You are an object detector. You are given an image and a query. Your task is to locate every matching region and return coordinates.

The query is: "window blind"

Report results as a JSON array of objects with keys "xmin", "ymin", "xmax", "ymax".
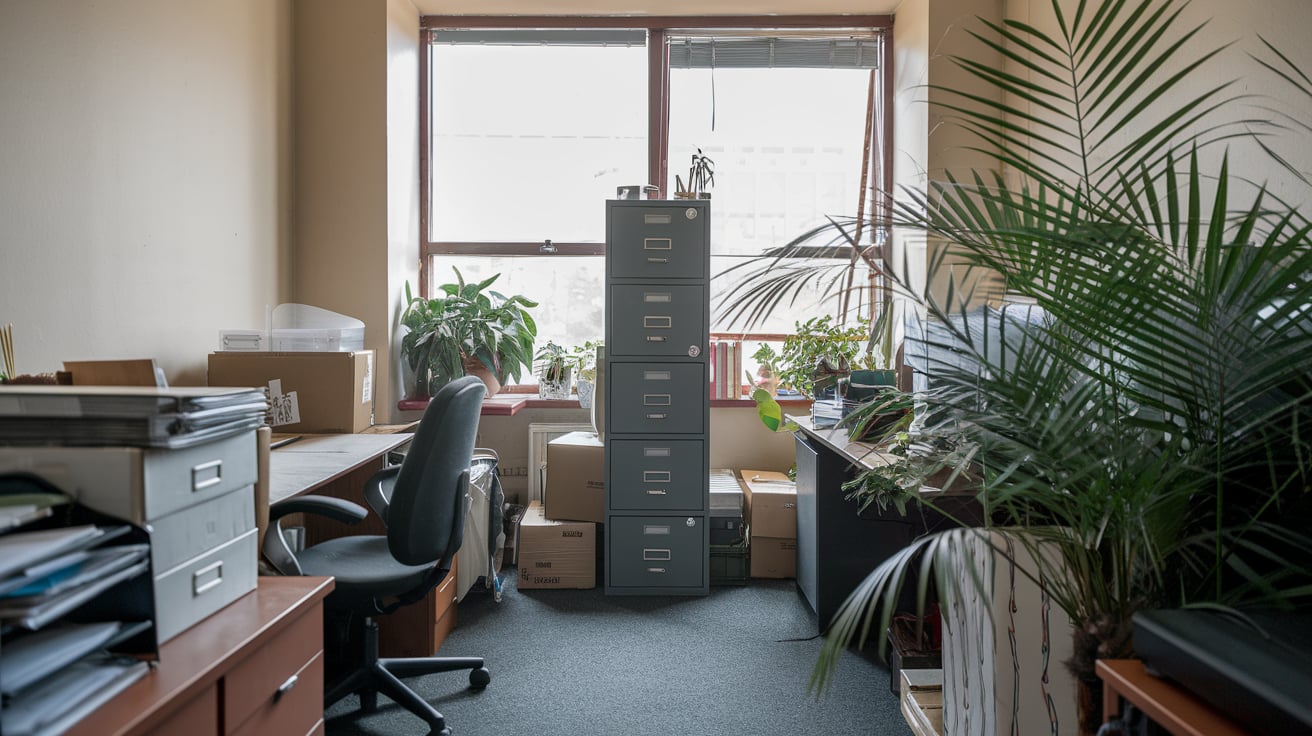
[
  {"xmin": 431, "ymin": 29, "xmax": 646, "ymax": 47},
  {"xmin": 667, "ymin": 36, "xmax": 880, "ymax": 70}
]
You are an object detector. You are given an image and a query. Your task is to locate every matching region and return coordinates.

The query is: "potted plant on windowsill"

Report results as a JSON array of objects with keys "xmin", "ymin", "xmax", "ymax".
[
  {"xmin": 400, "ymin": 269, "xmax": 538, "ymax": 399},
  {"xmin": 534, "ymin": 341, "xmax": 574, "ymax": 400},
  {"xmin": 571, "ymin": 340, "xmax": 602, "ymax": 410}
]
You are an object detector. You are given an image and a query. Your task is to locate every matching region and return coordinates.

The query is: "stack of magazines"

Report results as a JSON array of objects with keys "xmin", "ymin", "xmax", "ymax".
[
  {"xmin": 0, "ymin": 385, "xmax": 268, "ymax": 448},
  {"xmin": 0, "ymin": 523, "xmax": 153, "ymax": 736}
]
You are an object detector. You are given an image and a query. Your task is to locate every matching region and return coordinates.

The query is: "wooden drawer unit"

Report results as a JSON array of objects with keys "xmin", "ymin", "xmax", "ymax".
[
  {"xmin": 608, "ymin": 439, "xmax": 706, "ymax": 511},
  {"xmin": 143, "ymin": 685, "xmax": 219, "ymax": 736},
  {"xmin": 224, "ymin": 592, "xmax": 323, "ymax": 735}
]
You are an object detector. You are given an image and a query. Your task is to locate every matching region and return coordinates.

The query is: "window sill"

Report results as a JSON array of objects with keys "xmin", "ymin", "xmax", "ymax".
[{"xmin": 398, "ymin": 395, "xmax": 812, "ymax": 415}]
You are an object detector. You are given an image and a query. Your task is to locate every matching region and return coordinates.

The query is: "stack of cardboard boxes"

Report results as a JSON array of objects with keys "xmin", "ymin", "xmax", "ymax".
[
  {"xmin": 738, "ymin": 469, "xmax": 798, "ymax": 578},
  {"xmin": 519, "ymin": 431, "xmax": 604, "ymax": 589}
]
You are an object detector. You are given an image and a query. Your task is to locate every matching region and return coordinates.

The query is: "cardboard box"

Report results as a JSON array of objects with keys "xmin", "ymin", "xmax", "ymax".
[
  {"xmin": 208, "ymin": 350, "xmax": 374, "ymax": 433},
  {"xmin": 738, "ymin": 469, "xmax": 797, "ymax": 539},
  {"xmin": 517, "ymin": 501, "xmax": 596, "ymax": 589},
  {"xmin": 750, "ymin": 535, "xmax": 797, "ymax": 578},
  {"xmin": 544, "ymin": 431, "xmax": 605, "ymax": 524}
]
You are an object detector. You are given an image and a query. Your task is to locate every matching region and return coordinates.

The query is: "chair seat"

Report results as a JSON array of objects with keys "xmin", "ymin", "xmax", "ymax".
[{"xmin": 298, "ymin": 536, "xmax": 436, "ymax": 603}]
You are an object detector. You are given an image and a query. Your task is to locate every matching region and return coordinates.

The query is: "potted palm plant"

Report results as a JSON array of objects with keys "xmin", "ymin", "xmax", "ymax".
[
  {"xmin": 400, "ymin": 269, "xmax": 538, "ymax": 398},
  {"xmin": 802, "ymin": 2, "xmax": 1312, "ymax": 734}
]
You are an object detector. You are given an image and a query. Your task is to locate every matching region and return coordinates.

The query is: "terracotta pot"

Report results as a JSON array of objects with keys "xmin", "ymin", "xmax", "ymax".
[{"xmin": 461, "ymin": 355, "xmax": 501, "ymax": 397}]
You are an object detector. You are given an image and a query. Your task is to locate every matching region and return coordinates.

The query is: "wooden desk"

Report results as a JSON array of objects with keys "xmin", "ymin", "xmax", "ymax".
[
  {"xmin": 269, "ymin": 433, "xmax": 412, "ymax": 504},
  {"xmin": 268, "ymin": 432, "xmax": 459, "ymax": 659},
  {"xmin": 1097, "ymin": 659, "xmax": 1250, "ymax": 736},
  {"xmin": 66, "ymin": 576, "xmax": 334, "ymax": 736}
]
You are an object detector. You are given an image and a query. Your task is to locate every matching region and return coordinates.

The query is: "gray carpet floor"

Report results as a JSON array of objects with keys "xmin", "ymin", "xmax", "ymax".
[{"xmin": 325, "ymin": 572, "xmax": 911, "ymax": 736}]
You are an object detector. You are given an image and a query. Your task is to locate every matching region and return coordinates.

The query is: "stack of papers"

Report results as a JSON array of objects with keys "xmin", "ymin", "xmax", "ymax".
[
  {"xmin": 0, "ymin": 385, "xmax": 268, "ymax": 447},
  {"xmin": 0, "ymin": 525, "xmax": 152, "ymax": 735}
]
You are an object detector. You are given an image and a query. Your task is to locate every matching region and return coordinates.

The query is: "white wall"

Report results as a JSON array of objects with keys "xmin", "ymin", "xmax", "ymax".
[{"xmin": 0, "ymin": 0, "xmax": 292, "ymax": 386}]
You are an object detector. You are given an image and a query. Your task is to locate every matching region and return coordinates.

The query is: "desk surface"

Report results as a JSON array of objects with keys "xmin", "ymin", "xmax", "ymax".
[
  {"xmin": 269, "ymin": 432, "xmax": 412, "ymax": 504},
  {"xmin": 1097, "ymin": 659, "xmax": 1249, "ymax": 736},
  {"xmin": 66, "ymin": 576, "xmax": 334, "ymax": 736},
  {"xmin": 789, "ymin": 414, "xmax": 902, "ymax": 470}
]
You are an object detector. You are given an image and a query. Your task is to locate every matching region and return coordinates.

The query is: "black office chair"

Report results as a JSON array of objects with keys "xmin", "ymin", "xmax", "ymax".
[{"xmin": 262, "ymin": 375, "xmax": 489, "ymax": 736}]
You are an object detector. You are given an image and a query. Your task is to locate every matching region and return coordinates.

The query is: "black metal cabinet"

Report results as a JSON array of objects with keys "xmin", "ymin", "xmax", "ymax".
[{"xmin": 604, "ymin": 200, "xmax": 710, "ymax": 596}]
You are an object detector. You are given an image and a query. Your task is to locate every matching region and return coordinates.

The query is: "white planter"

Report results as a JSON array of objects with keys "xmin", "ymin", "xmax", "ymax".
[{"xmin": 576, "ymin": 378, "xmax": 594, "ymax": 409}]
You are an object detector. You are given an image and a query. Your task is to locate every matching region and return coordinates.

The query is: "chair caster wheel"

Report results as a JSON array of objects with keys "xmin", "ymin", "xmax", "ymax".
[{"xmin": 469, "ymin": 667, "xmax": 491, "ymax": 690}]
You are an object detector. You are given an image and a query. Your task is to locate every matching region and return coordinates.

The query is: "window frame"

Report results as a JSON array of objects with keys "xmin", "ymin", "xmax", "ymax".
[{"xmin": 418, "ymin": 14, "xmax": 895, "ymax": 300}]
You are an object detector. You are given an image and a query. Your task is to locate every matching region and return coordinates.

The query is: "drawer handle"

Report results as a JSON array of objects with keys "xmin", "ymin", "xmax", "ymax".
[
  {"xmin": 647, "ymin": 567, "xmax": 667, "ymax": 574},
  {"xmin": 192, "ymin": 560, "xmax": 224, "ymax": 595},
  {"xmin": 646, "ymin": 489, "xmax": 668, "ymax": 495},
  {"xmin": 274, "ymin": 674, "xmax": 298, "ymax": 702},
  {"xmin": 643, "ymin": 316, "xmax": 672, "ymax": 329},
  {"xmin": 643, "ymin": 237, "xmax": 673, "ymax": 250},
  {"xmin": 647, "ymin": 257, "xmax": 670, "ymax": 263},
  {"xmin": 644, "ymin": 470, "xmax": 672, "ymax": 483},
  {"xmin": 191, "ymin": 459, "xmax": 223, "ymax": 492},
  {"xmin": 646, "ymin": 413, "xmax": 667, "ymax": 420},
  {"xmin": 644, "ymin": 394, "xmax": 671, "ymax": 406},
  {"xmin": 645, "ymin": 335, "xmax": 668, "ymax": 342},
  {"xmin": 644, "ymin": 548, "xmax": 672, "ymax": 561}
]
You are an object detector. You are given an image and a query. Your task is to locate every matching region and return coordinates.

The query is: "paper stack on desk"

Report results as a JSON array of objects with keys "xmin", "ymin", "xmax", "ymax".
[
  {"xmin": 0, "ymin": 385, "xmax": 267, "ymax": 448},
  {"xmin": 0, "ymin": 524, "xmax": 152, "ymax": 736}
]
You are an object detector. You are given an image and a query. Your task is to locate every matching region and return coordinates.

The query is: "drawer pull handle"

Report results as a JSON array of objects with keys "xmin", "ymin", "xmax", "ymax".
[
  {"xmin": 643, "ymin": 316, "xmax": 672, "ymax": 329},
  {"xmin": 646, "ymin": 489, "xmax": 668, "ymax": 495},
  {"xmin": 274, "ymin": 674, "xmax": 298, "ymax": 702},
  {"xmin": 647, "ymin": 257, "xmax": 670, "ymax": 263},
  {"xmin": 643, "ymin": 237, "xmax": 673, "ymax": 250},
  {"xmin": 646, "ymin": 413, "xmax": 667, "ymax": 420},
  {"xmin": 645, "ymin": 335, "xmax": 667, "ymax": 342},
  {"xmin": 644, "ymin": 394, "xmax": 671, "ymax": 406},
  {"xmin": 193, "ymin": 560, "xmax": 224, "ymax": 595},
  {"xmin": 191, "ymin": 459, "xmax": 223, "ymax": 492},
  {"xmin": 644, "ymin": 471, "xmax": 672, "ymax": 482},
  {"xmin": 643, "ymin": 548, "xmax": 672, "ymax": 561},
  {"xmin": 647, "ymin": 567, "xmax": 667, "ymax": 574}
]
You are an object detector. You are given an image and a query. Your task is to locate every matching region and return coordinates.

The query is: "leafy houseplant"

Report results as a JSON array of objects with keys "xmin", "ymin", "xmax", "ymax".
[
  {"xmin": 534, "ymin": 341, "xmax": 575, "ymax": 400},
  {"xmin": 571, "ymin": 340, "xmax": 602, "ymax": 409},
  {"xmin": 674, "ymin": 148, "xmax": 715, "ymax": 199},
  {"xmin": 777, "ymin": 315, "xmax": 871, "ymax": 398},
  {"xmin": 808, "ymin": 2, "xmax": 1312, "ymax": 733},
  {"xmin": 400, "ymin": 269, "xmax": 538, "ymax": 398}
]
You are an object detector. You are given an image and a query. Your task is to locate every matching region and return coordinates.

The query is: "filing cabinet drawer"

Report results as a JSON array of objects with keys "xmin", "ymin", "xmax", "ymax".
[
  {"xmin": 154, "ymin": 527, "xmax": 258, "ymax": 643},
  {"xmin": 608, "ymin": 439, "xmax": 705, "ymax": 511},
  {"xmin": 150, "ymin": 485, "xmax": 256, "ymax": 572},
  {"xmin": 608, "ymin": 284, "xmax": 706, "ymax": 358},
  {"xmin": 608, "ymin": 203, "xmax": 708, "ymax": 279},
  {"xmin": 607, "ymin": 363, "xmax": 706, "ymax": 435},
  {"xmin": 609, "ymin": 516, "xmax": 705, "ymax": 588},
  {"xmin": 0, "ymin": 430, "xmax": 258, "ymax": 523}
]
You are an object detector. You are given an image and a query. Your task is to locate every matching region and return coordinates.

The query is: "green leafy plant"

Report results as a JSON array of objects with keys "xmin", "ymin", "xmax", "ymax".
[
  {"xmin": 533, "ymin": 341, "xmax": 574, "ymax": 384},
  {"xmin": 400, "ymin": 269, "xmax": 538, "ymax": 397},
  {"xmin": 571, "ymin": 340, "xmax": 603, "ymax": 382},
  {"xmin": 777, "ymin": 316, "xmax": 871, "ymax": 396},
  {"xmin": 806, "ymin": 2, "xmax": 1312, "ymax": 733}
]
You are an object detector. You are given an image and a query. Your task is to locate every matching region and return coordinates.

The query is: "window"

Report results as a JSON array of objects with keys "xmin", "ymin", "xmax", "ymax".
[{"xmin": 421, "ymin": 17, "xmax": 893, "ymax": 374}]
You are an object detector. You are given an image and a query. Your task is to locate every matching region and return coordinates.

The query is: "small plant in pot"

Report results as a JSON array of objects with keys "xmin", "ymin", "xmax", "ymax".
[
  {"xmin": 534, "ymin": 341, "xmax": 575, "ymax": 400},
  {"xmin": 570, "ymin": 340, "xmax": 602, "ymax": 409},
  {"xmin": 400, "ymin": 269, "xmax": 537, "ymax": 398}
]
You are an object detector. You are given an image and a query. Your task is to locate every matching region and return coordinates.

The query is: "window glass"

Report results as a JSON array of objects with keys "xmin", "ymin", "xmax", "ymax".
[{"xmin": 429, "ymin": 38, "xmax": 648, "ymax": 243}]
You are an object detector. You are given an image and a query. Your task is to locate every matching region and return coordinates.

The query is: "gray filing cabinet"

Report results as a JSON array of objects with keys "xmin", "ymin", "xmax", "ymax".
[{"xmin": 604, "ymin": 199, "xmax": 710, "ymax": 595}]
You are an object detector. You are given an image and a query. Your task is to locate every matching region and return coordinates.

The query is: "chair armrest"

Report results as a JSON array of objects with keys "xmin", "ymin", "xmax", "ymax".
[
  {"xmin": 363, "ymin": 464, "xmax": 402, "ymax": 525},
  {"xmin": 262, "ymin": 496, "xmax": 369, "ymax": 576},
  {"xmin": 268, "ymin": 495, "xmax": 368, "ymax": 525}
]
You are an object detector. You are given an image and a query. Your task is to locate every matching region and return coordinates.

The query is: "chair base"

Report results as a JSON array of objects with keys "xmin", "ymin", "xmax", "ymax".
[{"xmin": 327, "ymin": 616, "xmax": 489, "ymax": 736}]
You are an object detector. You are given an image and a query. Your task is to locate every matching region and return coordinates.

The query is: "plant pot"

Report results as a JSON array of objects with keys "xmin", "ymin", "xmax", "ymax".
[
  {"xmin": 576, "ymin": 378, "xmax": 594, "ymax": 409},
  {"xmin": 538, "ymin": 366, "xmax": 573, "ymax": 400},
  {"xmin": 462, "ymin": 355, "xmax": 501, "ymax": 398}
]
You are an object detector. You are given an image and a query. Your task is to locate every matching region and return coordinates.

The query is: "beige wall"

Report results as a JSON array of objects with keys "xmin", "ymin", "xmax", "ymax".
[{"xmin": 0, "ymin": 0, "xmax": 292, "ymax": 386}]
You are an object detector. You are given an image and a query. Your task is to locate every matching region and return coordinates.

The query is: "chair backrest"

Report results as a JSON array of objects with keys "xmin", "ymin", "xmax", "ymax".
[{"xmin": 386, "ymin": 375, "xmax": 484, "ymax": 566}]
